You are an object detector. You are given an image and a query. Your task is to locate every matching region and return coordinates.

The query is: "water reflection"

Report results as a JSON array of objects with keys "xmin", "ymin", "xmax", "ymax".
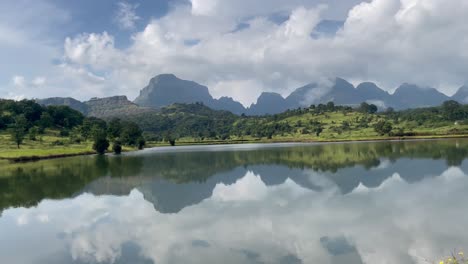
[{"xmin": 1, "ymin": 139, "xmax": 468, "ymax": 264}]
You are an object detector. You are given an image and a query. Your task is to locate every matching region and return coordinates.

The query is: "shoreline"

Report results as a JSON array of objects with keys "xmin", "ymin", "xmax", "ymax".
[{"xmin": 2, "ymin": 134, "xmax": 468, "ymax": 163}]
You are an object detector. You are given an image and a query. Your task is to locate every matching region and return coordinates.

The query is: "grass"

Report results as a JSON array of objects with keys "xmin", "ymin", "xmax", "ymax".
[
  {"xmin": 0, "ymin": 131, "xmax": 95, "ymax": 161},
  {"xmin": 142, "ymin": 111, "xmax": 468, "ymax": 148}
]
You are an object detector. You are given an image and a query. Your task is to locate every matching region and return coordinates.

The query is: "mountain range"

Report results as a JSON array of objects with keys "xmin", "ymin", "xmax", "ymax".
[{"xmin": 37, "ymin": 74, "xmax": 467, "ymax": 117}]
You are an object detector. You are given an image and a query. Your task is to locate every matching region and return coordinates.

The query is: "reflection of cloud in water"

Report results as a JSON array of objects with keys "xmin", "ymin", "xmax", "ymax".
[{"xmin": 1, "ymin": 167, "xmax": 468, "ymax": 264}]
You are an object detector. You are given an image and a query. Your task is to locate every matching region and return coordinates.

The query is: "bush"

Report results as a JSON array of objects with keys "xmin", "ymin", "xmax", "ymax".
[
  {"xmin": 137, "ymin": 137, "xmax": 145, "ymax": 150},
  {"xmin": 93, "ymin": 137, "xmax": 109, "ymax": 155},
  {"xmin": 169, "ymin": 139, "xmax": 176, "ymax": 146},
  {"xmin": 92, "ymin": 128, "xmax": 109, "ymax": 155},
  {"xmin": 374, "ymin": 121, "xmax": 393, "ymax": 136},
  {"xmin": 112, "ymin": 141, "xmax": 122, "ymax": 154}
]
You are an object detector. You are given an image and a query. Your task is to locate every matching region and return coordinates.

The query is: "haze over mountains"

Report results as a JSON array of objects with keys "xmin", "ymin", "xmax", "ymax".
[{"xmin": 37, "ymin": 74, "xmax": 467, "ymax": 117}]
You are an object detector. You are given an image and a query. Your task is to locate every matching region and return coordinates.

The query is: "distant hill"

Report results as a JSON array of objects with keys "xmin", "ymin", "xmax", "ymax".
[
  {"xmin": 37, "ymin": 96, "xmax": 156, "ymax": 119},
  {"xmin": 85, "ymin": 96, "xmax": 156, "ymax": 119},
  {"xmin": 36, "ymin": 74, "xmax": 468, "ymax": 116},
  {"xmin": 36, "ymin": 97, "xmax": 89, "ymax": 114}
]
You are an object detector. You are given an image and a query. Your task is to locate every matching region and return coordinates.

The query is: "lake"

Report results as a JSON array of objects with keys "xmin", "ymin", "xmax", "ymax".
[{"xmin": 1, "ymin": 139, "xmax": 468, "ymax": 264}]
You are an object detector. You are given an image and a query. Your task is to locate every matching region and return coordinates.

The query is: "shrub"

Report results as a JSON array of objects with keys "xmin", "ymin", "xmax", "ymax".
[{"xmin": 112, "ymin": 141, "xmax": 122, "ymax": 154}]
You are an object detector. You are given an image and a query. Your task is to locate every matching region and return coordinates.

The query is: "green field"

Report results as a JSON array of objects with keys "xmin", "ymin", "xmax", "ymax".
[
  {"xmin": 0, "ymin": 130, "xmax": 139, "ymax": 161},
  {"xmin": 0, "ymin": 130, "xmax": 93, "ymax": 160}
]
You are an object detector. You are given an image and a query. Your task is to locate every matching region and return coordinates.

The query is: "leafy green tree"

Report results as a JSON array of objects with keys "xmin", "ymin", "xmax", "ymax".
[
  {"xmin": 442, "ymin": 100, "xmax": 463, "ymax": 121},
  {"xmin": 121, "ymin": 121, "xmax": 143, "ymax": 146},
  {"xmin": 112, "ymin": 140, "xmax": 122, "ymax": 154},
  {"xmin": 137, "ymin": 137, "xmax": 146, "ymax": 150},
  {"xmin": 46, "ymin": 105, "xmax": 84, "ymax": 128},
  {"xmin": 359, "ymin": 102, "xmax": 378, "ymax": 114},
  {"xmin": 92, "ymin": 127, "xmax": 109, "ymax": 155},
  {"xmin": 374, "ymin": 121, "xmax": 393, "ymax": 136},
  {"xmin": 10, "ymin": 115, "xmax": 27, "ymax": 148},
  {"xmin": 313, "ymin": 126, "xmax": 323, "ymax": 136},
  {"xmin": 107, "ymin": 118, "xmax": 122, "ymax": 140},
  {"xmin": 326, "ymin": 101, "xmax": 335, "ymax": 111},
  {"xmin": 39, "ymin": 112, "xmax": 53, "ymax": 130},
  {"xmin": 81, "ymin": 117, "xmax": 106, "ymax": 141},
  {"xmin": 29, "ymin": 127, "xmax": 39, "ymax": 141}
]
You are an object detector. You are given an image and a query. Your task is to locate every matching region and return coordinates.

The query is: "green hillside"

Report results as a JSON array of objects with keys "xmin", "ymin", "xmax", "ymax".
[{"xmin": 115, "ymin": 101, "xmax": 468, "ymax": 145}]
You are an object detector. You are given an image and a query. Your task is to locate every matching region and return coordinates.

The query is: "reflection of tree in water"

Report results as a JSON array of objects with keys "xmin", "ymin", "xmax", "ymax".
[
  {"xmin": 0, "ymin": 155, "xmax": 143, "ymax": 213},
  {"xmin": 1, "ymin": 139, "xmax": 468, "ymax": 213}
]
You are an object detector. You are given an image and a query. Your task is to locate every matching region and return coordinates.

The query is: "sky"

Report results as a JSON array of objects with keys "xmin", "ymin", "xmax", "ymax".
[{"xmin": 1, "ymin": 0, "xmax": 468, "ymax": 106}]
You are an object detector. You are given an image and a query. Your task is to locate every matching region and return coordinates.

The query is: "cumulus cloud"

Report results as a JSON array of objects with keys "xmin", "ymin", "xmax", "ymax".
[
  {"xmin": 51, "ymin": 0, "xmax": 468, "ymax": 105},
  {"xmin": 5, "ymin": 0, "xmax": 468, "ymax": 105},
  {"xmin": 114, "ymin": 1, "xmax": 140, "ymax": 30}
]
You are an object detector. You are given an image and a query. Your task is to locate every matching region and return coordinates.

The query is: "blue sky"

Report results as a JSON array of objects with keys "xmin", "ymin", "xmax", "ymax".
[
  {"xmin": 1, "ymin": 0, "xmax": 467, "ymax": 106},
  {"xmin": 48, "ymin": 0, "xmax": 175, "ymax": 47}
]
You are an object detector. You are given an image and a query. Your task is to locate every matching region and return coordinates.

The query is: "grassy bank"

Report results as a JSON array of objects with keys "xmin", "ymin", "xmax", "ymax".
[
  {"xmin": 1, "ymin": 132, "xmax": 468, "ymax": 163},
  {"xmin": 0, "ymin": 131, "xmax": 93, "ymax": 160},
  {"xmin": 0, "ymin": 131, "xmax": 137, "ymax": 162}
]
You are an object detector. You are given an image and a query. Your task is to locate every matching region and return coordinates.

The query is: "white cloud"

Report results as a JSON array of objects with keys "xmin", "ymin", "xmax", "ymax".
[
  {"xmin": 5, "ymin": 0, "xmax": 468, "ymax": 105},
  {"xmin": 32, "ymin": 76, "xmax": 46, "ymax": 87},
  {"xmin": 114, "ymin": 1, "xmax": 140, "ymax": 30},
  {"xmin": 51, "ymin": 0, "xmax": 468, "ymax": 105},
  {"xmin": 12, "ymin": 75, "xmax": 26, "ymax": 87}
]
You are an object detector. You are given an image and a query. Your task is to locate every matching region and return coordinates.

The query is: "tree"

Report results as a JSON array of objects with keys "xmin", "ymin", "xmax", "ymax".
[
  {"xmin": 137, "ymin": 137, "xmax": 146, "ymax": 150},
  {"xmin": 326, "ymin": 101, "xmax": 335, "ymax": 112},
  {"xmin": 374, "ymin": 120, "xmax": 393, "ymax": 136},
  {"xmin": 165, "ymin": 133, "xmax": 176, "ymax": 146},
  {"xmin": 39, "ymin": 112, "xmax": 53, "ymax": 129},
  {"xmin": 359, "ymin": 102, "xmax": 378, "ymax": 114},
  {"xmin": 29, "ymin": 127, "xmax": 39, "ymax": 141},
  {"xmin": 81, "ymin": 117, "xmax": 106, "ymax": 141},
  {"xmin": 121, "ymin": 121, "xmax": 143, "ymax": 146},
  {"xmin": 313, "ymin": 126, "xmax": 323, "ymax": 136},
  {"xmin": 10, "ymin": 115, "xmax": 27, "ymax": 148},
  {"xmin": 169, "ymin": 139, "xmax": 176, "ymax": 146},
  {"xmin": 112, "ymin": 140, "xmax": 122, "ymax": 155},
  {"xmin": 92, "ymin": 127, "xmax": 109, "ymax": 155},
  {"xmin": 368, "ymin": 104, "xmax": 378, "ymax": 114},
  {"xmin": 46, "ymin": 105, "xmax": 84, "ymax": 128},
  {"xmin": 107, "ymin": 118, "xmax": 122, "ymax": 140},
  {"xmin": 442, "ymin": 100, "xmax": 463, "ymax": 121}
]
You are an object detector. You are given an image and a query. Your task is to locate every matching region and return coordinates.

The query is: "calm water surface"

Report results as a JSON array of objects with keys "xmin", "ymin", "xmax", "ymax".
[{"xmin": 1, "ymin": 139, "xmax": 468, "ymax": 264}]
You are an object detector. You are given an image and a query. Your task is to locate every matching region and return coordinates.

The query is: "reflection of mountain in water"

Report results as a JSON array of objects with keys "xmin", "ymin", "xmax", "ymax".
[
  {"xmin": 2, "ymin": 140, "xmax": 468, "ymax": 214},
  {"xmin": 84, "ymin": 158, "xmax": 467, "ymax": 214}
]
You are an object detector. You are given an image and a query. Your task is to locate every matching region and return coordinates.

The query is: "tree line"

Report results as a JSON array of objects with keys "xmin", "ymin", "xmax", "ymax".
[{"xmin": 0, "ymin": 99, "xmax": 145, "ymax": 154}]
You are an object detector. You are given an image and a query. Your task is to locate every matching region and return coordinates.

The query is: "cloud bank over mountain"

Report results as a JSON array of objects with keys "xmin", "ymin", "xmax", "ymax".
[{"xmin": 2, "ymin": 0, "xmax": 468, "ymax": 106}]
